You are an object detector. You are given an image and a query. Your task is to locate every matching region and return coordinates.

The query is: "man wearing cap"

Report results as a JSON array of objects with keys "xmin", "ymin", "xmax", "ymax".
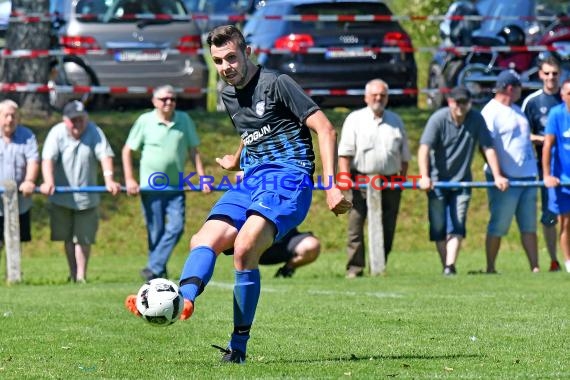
[
  {"xmin": 40, "ymin": 100, "xmax": 122, "ymax": 283},
  {"xmin": 419, "ymin": 86, "xmax": 507, "ymax": 275},
  {"xmin": 481, "ymin": 69, "xmax": 540, "ymax": 273}
]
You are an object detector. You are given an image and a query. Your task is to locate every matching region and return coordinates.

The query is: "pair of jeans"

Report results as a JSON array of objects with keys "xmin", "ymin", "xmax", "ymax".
[
  {"xmin": 141, "ymin": 191, "xmax": 185, "ymax": 276},
  {"xmin": 485, "ymin": 174, "xmax": 537, "ymax": 237},
  {"xmin": 427, "ymin": 188, "xmax": 471, "ymax": 241}
]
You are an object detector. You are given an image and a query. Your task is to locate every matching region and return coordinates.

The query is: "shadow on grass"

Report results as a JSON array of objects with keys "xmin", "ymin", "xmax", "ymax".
[{"xmin": 259, "ymin": 352, "xmax": 481, "ymax": 364}]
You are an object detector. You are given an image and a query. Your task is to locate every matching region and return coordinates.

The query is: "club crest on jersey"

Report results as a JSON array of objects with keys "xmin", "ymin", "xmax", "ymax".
[
  {"xmin": 540, "ymin": 106, "xmax": 548, "ymax": 114},
  {"xmin": 255, "ymin": 101, "xmax": 265, "ymax": 116}
]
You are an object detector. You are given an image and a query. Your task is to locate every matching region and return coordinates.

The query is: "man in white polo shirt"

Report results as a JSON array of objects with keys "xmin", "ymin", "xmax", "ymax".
[{"xmin": 338, "ymin": 78, "xmax": 411, "ymax": 278}]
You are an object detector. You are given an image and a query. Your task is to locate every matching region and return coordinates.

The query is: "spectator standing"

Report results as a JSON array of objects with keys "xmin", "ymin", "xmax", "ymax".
[
  {"xmin": 542, "ymin": 79, "xmax": 570, "ymax": 273},
  {"xmin": 418, "ymin": 87, "xmax": 507, "ymax": 275},
  {"xmin": 521, "ymin": 56, "xmax": 562, "ymax": 272},
  {"xmin": 122, "ymin": 84, "xmax": 210, "ymax": 281},
  {"xmin": 40, "ymin": 100, "xmax": 121, "ymax": 283},
  {"xmin": 338, "ymin": 79, "xmax": 411, "ymax": 278},
  {"xmin": 481, "ymin": 70, "xmax": 540, "ymax": 273},
  {"xmin": 124, "ymin": 25, "xmax": 351, "ymax": 364},
  {"xmin": 0, "ymin": 100, "xmax": 39, "ymax": 255}
]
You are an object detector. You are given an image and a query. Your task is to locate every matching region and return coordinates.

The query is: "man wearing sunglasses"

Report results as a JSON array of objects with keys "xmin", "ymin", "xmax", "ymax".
[
  {"xmin": 122, "ymin": 84, "xmax": 210, "ymax": 281},
  {"xmin": 522, "ymin": 55, "xmax": 563, "ymax": 272}
]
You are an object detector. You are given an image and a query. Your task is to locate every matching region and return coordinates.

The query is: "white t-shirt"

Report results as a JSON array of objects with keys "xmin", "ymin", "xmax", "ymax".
[{"xmin": 481, "ymin": 99, "xmax": 537, "ymax": 178}]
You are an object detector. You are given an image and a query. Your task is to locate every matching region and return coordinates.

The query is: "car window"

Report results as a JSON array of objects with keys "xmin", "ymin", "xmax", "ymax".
[
  {"xmin": 244, "ymin": 3, "xmax": 289, "ymax": 37},
  {"xmin": 289, "ymin": 2, "xmax": 398, "ymax": 32},
  {"xmin": 73, "ymin": 0, "xmax": 188, "ymax": 23},
  {"xmin": 184, "ymin": 0, "xmax": 253, "ymax": 14},
  {"xmin": 477, "ymin": 1, "xmax": 534, "ymax": 33}
]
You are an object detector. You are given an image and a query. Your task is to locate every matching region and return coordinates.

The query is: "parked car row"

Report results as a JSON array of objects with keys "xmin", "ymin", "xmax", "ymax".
[
  {"xmin": 427, "ymin": 0, "xmax": 570, "ymax": 108},
  {"xmin": 243, "ymin": 0, "xmax": 417, "ymax": 107},
  {"xmin": 2, "ymin": 0, "xmax": 418, "ymax": 109}
]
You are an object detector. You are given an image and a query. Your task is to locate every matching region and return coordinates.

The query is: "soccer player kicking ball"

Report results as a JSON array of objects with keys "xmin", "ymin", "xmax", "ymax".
[{"xmin": 126, "ymin": 25, "xmax": 351, "ymax": 363}]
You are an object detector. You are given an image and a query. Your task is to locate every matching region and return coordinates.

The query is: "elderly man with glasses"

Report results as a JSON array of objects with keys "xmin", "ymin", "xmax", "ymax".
[{"xmin": 122, "ymin": 84, "xmax": 210, "ymax": 281}]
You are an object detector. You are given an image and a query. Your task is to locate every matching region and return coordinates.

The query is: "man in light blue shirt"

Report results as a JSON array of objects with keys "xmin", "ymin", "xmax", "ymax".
[{"xmin": 0, "ymin": 99, "xmax": 39, "ymax": 248}]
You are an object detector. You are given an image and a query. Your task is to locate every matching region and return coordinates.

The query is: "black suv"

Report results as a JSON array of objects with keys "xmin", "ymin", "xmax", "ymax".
[{"xmin": 242, "ymin": 0, "xmax": 417, "ymax": 107}]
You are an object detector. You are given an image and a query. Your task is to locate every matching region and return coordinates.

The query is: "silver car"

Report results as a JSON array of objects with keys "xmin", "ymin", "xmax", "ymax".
[{"xmin": 50, "ymin": 0, "xmax": 208, "ymax": 109}]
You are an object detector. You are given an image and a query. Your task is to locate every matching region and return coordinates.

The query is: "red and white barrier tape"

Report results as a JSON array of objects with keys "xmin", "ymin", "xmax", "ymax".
[
  {"xmin": 0, "ymin": 48, "xmax": 204, "ymax": 59},
  {"xmin": 0, "ymin": 83, "xmax": 546, "ymax": 96},
  {"xmin": 5, "ymin": 12, "xmax": 564, "ymax": 23},
  {"xmin": 0, "ymin": 83, "xmax": 206, "ymax": 95},
  {"xmin": 0, "ymin": 83, "xmax": 484, "ymax": 96},
  {"xmin": 0, "ymin": 44, "xmax": 562, "ymax": 59}
]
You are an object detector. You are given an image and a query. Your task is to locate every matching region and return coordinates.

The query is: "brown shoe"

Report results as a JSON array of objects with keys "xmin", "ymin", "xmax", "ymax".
[{"xmin": 345, "ymin": 270, "xmax": 363, "ymax": 279}]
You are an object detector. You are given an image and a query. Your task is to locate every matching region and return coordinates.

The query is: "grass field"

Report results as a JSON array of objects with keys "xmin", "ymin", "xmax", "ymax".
[
  {"xmin": 0, "ymin": 107, "xmax": 569, "ymax": 378},
  {"xmin": 1, "ymin": 250, "xmax": 569, "ymax": 379}
]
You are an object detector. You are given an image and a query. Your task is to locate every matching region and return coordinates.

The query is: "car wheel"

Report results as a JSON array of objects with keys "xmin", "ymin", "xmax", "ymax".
[
  {"xmin": 49, "ymin": 56, "xmax": 99, "ymax": 112},
  {"xmin": 426, "ymin": 63, "xmax": 445, "ymax": 109},
  {"xmin": 457, "ymin": 63, "xmax": 494, "ymax": 105}
]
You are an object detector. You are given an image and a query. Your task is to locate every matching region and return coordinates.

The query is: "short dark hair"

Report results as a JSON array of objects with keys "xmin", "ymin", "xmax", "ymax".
[
  {"xmin": 206, "ymin": 25, "xmax": 247, "ymax": 51},
  {"xmin": 538, "ymin": 55, "xmax": 561, "ymax": 70}
]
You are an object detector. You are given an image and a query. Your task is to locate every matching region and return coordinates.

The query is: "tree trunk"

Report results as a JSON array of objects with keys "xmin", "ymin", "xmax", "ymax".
[{"xmin": 2, "ymin": 0, "xmax": 51, "ymax": 115}]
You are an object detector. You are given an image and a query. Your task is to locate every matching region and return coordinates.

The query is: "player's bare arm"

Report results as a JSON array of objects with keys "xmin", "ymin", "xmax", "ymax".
[
  {"xmin": 482, "ymin": 147, "xmax": 509, "ymax": 191},
  {"xmin": 417, "ymin": 144, "xmax": 432, "ymax": 191},
  {"xmin": 121, "ymin": 145, "xmax": 140, "ymax": 195},
  {"xmin": 542, "ymin": 134, "xmax": 560, "ymax": 187},
  {"xmin": 305, "ymin": 110, "xmax": 352, "ymax": 215},
  {"xmin": 216, "ymin": 141, "xmax": 244, "ymax": 171}
]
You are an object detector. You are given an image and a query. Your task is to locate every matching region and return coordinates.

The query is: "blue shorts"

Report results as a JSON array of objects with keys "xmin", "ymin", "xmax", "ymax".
[
  {"xmin": 486, "ymin": 174, "xmax": 537, "ymax": 237},
  {"xmin": 427, "ymin": 188, "xmax": 471, "ymax": 241},
  {"xmin": 208, "ymin": 164, "xmax": 313, "ymax": 241},
  {"xmin": 548, "ymin": 186, "xmax": 570, "ymax": 216}
]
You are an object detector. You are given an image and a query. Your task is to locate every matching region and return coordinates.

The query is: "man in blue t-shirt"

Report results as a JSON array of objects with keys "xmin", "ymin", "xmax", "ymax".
[
  {"xmin": 543, "ymin": 79, "xmax": 570, "ymax": 273},
  {"xmin": 522, "ymin": 56, "xmax": 563, "ymax": 272},
  {"xmin": 125, "ymin": 25, "xmax": 352, "ymax": 363}
]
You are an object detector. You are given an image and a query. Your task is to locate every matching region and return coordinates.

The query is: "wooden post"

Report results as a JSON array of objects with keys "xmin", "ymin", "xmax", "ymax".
[
  {"xmin": 367, "ymin": 184, "xmax": 385, "ymax": 276},
  {"xmin": 3, "ymin": 180, "xmax": 22, "ymax": 283}
]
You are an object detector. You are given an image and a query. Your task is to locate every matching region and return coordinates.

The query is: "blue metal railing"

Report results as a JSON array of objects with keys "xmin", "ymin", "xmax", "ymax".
[{"xmin": 0, "ymin": 180, "xmax": 568, "ymax": 193}]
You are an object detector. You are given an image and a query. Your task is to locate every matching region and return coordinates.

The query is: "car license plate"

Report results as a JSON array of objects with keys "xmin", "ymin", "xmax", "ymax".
[
  {"xmin": 114, "ymin": 50, "xmax": 163, "ymax": 62},
  {"xmin": 325, "ymin": 49, "xmax": 375, "ymax": 59}
]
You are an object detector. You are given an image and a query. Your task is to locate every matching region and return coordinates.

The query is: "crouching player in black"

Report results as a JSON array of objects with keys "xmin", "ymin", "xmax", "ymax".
[{"xmin": 260, "ymin": 227, "xmax": 320, "ymax": 277}]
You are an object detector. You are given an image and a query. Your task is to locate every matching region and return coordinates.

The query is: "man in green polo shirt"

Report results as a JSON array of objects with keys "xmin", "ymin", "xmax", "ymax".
[{"xmin": 122, "ymin": 85, "xmax": 209, "ymax": 281}]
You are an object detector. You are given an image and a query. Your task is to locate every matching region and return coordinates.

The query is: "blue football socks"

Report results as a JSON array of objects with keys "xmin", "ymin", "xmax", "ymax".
[
  {"xmin": 179, "ymin": 246, "xmax": 217, "ymax": 302},
  {"xmin": 229, "ymin": 269, "xmax": 261, "ymax": 353}
]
